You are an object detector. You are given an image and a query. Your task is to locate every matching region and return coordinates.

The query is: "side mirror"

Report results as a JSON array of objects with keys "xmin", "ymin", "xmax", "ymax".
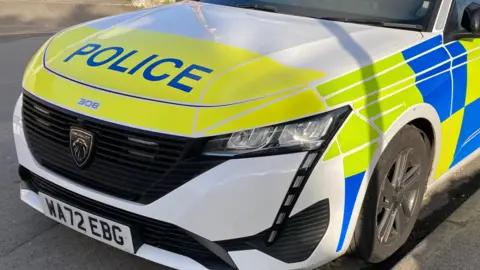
[{"xmin": 461, "ymin": 3, "xmax": 480, "ymax": 36}]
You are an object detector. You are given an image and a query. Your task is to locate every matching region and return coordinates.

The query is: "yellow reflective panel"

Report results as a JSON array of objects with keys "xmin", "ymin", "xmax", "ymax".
[
  {"xmin": 351, "ymin": 77, "xmax": 416, "ymax": 109},
  {"xmin": 460, "ymin": 39, "xmax": 480, "ymax": 106},
  {"xmin": 202, "ymin": 57, "xmax": 323, "ymax": 105},
  {"xmin": 46, "ymin": 25, "xmax": 100, "ymax": 63},
  {"xmin": 434, "ymin": 109, "xmax": 464, "ymax": 179},
  {"xmin": 317, "ymin": 53, "xmax": 406, "ymax": 97},
  {"xmin": 195, "ymin": 87, "xmax": 303, "ymax": 133},
  {"xmin": 202, "ymin": 89, "xmax": 326, "ymax": 135},
  {"xmin": 326, "ymin": 62, "xmax": 415, "ymax": 107},
  {"xmin": 337, "ymin": 114, "xmax": 379, "ymax": 153},
  {"xmin": 343, "ymin": 142, "xmax": 379, "ymax": 178},
  {"xmin": 45, "ymin": 26, "xmax": 324, "ymax": 106},
  {"xmin": 25, "ymin": 68, "xmax": 196, "ymax": 136},
  {"xmin": 358, "ymin": 85, "xmax": 424, "ymax": 132},
  {"xmin": 322, "ymin": 140, "xmax": 341, "ymax": 161},
  {"xmin": 23, "ymin": 38, "xmax": 51, "ymax": 86}
]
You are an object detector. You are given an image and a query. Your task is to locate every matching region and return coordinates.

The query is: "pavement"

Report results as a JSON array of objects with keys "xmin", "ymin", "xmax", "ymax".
[
  {"xmin": 393, "ymin": 154, "xmax": 480, "ymax": 270},
  {"xmin": 0, "ymin": 0, "xmax": 135, "ymax": 36}
]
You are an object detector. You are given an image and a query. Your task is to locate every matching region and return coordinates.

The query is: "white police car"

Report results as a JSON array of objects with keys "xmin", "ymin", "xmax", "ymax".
[{"xmin": 13, "ymin": 0, "xmax": 480, "ymax": 269}]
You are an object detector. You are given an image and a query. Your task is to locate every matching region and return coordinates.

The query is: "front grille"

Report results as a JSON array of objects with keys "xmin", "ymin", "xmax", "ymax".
[
  {"xmin": 22, "ymin": 92, "xmax": 224, "ymax": 204},
  {"xmin": 26, "ymin": 172, "xmax": 235, "ymax": 270},
  {"xmin": 255, "ymin": 199, "xmax": 330, "ymax": 262}
]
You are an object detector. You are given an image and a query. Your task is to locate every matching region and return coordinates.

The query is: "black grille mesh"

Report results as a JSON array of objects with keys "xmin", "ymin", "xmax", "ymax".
[
  {"xmin": 22, "ymin": 92, "xmax": 224, "ymax": 204},
  {"xmin": 256, "ymin": 199, "xmax": 330, "ymax": 262},
  {"xmin": 219, "ymin": 199, "xmax": 330, "ymax": 263}
]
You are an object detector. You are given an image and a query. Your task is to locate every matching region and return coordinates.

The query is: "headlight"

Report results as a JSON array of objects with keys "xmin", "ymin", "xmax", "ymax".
[{"xmin": 203, "ymin": 106, "xmax": 351, "ymax": 156}]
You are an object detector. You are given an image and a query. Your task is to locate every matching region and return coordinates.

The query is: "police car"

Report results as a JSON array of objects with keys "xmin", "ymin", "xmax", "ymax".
[{"xmin": 12, "ymin": 0, "xmax": 480, "ymax": 269}]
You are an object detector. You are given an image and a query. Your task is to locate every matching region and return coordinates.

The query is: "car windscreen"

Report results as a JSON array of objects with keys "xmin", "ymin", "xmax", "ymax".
[{"xmin": 199, "ymin": 0, "xmax": 439, "ymax": 30}]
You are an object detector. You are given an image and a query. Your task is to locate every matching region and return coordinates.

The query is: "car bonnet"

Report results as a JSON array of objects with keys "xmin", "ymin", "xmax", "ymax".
[{"xmin": 23, "ymin": 2, "xmax": 423, "ymax": 137}]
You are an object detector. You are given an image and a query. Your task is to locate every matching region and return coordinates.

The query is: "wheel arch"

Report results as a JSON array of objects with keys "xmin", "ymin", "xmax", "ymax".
[
  {"xmin": 378, "ymin": 103, "xmax": 442, "ymax": 185},
  {"xmin": 339, "ymin": 103, "xmax": 442, "ymax": 254}
]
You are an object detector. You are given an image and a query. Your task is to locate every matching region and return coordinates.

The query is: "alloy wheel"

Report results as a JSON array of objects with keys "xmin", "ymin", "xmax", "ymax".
[{"xmin": 376, "ymin": 148, "xmax": 422, "ymax": 245}]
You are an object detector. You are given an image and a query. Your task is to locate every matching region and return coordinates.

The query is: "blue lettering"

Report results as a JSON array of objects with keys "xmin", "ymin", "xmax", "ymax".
[
  {"xmin": 168, "ymin": 64, "xmax": 213, "ymax": 93},
  {"xmin": 64, "ymin": 43, "xmax": 101, "ymax": 62},
  {"xmin": 143, "ymin": 58, "xmax": 183, "ymax": 82},
  {"xmin": 128, "ymin": 54, "xmax": 158, "ymax": 75},
  {"xmin": 87, "ymin": 47, "xmax": 124, "ymax": 67},
  {"xmin": 108, "ymin": 50, "xmax": 138, "ymax": 73},
  {"xmin": 64, "ymin": 43, "xmax": 214, "ymax": 94},
  {"xmin": 77, "ymin": 98, "xmax": 101, "ymax": 110}
]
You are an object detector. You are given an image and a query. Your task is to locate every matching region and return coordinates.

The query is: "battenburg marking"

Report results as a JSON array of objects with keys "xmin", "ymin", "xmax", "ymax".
[{"xmin": 63, "ymin": 43, "xmax": 214, "ymax": 93}]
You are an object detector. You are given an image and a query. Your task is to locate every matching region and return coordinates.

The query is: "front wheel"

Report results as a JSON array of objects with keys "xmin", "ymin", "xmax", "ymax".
[{"xmin": 349, "ymin": 125, "xmax": 432, "ymax": 263}]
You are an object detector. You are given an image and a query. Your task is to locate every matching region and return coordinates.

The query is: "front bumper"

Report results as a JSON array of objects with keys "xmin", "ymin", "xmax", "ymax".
[{"xmin": 13, "ymin": 93, "xmax": 350, "ymax": 270}]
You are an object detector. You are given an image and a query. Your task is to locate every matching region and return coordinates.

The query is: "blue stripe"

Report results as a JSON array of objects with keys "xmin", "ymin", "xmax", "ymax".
[
  {"xmin": 405, "ymin": 48, "xmax": 450, "ymax": 75},
  {"xmin": 403, "ymin": 42, "xmax": 452, "ymax": 122},
  {"xmin": 446, "ymin": 41, "xmax": 467, "ymax": 58},
  {"xmin": 445, "ymin": 41, "xmax": 468, "ymax": 115},
  {"xmin": 451, "ymin": 61, "xmax": 468, "ymax": 114},
  {"xmin": 453, "ymin": 55, "xmax": 468, "ymax": 67},
  {"xmin": 451, "ymin": 131, "xmax": 480, "ymax": 167},
  {"xmin": 336, "ymin": 171, "xmax": 365, "ymax": 252},
  {"xmin": 451, "ymin": 98, "xmax": 480, "ymax": 167},
  {"xmin": 402, "ymin": 35, "xmax": 443, "ymax": 60},
  {"xmin": 448, "ymin": 42, "xmax": 468, "ymax": 68},
  {"xmin": 416, "ymin": 72, "xmax": 452, "ymax": 122},
  {"xmin": 417, "ymin": 62, "xmax": 450, "ymax": 81}
]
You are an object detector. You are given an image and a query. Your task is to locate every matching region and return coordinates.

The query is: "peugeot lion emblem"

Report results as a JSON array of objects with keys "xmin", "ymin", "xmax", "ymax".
[{"xmin": 69, "ymin": 127, "xmax": 95, "ymax": 168}]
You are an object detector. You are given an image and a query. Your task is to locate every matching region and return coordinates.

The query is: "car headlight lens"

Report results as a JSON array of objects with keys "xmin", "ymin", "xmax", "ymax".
[{"xmin": 203, "ymin": 106, "xmax": 351, "ymax": 156}]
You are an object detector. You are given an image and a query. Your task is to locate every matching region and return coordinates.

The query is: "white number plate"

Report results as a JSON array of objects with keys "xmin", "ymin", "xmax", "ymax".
[{"xmin": 39, "ymin": 193, "xmax": 135, "ymax": 253}]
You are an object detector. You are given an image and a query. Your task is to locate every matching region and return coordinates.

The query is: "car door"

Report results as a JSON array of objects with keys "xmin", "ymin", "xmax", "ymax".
[{"xmin": 444, "ymin": 0, "xmax": 480, "ymax": 168}]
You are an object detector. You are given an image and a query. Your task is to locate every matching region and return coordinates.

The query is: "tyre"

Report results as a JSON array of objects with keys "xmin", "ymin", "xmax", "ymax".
[{"xmin": 349, "ymin": 124, "xmax": 432, "ymax": 263}]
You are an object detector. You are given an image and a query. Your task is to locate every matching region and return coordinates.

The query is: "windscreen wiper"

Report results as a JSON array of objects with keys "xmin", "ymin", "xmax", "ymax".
[
  {"xmin": 320, "ymin": 17, "xmax": 423, "ymax": 30},
  {"xmin": 235, "ymin": 4, "xmax": 278, "ymax": 13}
]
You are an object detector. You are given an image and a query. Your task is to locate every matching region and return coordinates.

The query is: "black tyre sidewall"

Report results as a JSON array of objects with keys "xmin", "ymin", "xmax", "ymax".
[{"xmin": 351, "ymin": 125, "xmax": 431, "ymax": 263}]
